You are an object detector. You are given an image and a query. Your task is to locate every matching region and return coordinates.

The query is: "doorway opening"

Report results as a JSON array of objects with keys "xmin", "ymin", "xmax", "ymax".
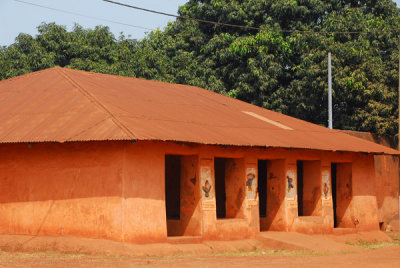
[
  {"xmin": 165, "ymin": 155, "xmax": 180, "ymax": 221},
  {"xmin": 297, "ymin": 161, "xmax": 304, "ymax": 216},
  {"xmin": 297, "ymin": 160, "xmax": 322, "ymax": 217},
  {"xmin": 331, "ymin": 163, "xmax": 353, "ymax": 228},
  {"xmin": 332, "ymin": 163, "xmax": 337, "ymax": 227},
  {"xmin": 214, "ymin": 157, "xmax": 245, "ymax": 219},
  {"xmin": 258, "ymin": 160, "xmax": 268, "ymax": 218},
  {"xmin": 165, "ymin": 154, "xmax": 200, "ymax": 236}
]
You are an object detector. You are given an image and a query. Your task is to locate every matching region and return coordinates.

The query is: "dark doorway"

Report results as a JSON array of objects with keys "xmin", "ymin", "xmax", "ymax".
[
  {"xmin": 258, "ymin": 160, "xmax": 268, "ymax": 218},
  {"xmin": 165, "ymin": 155, "xmax": 201, "ymax": 237},
  {"xmin": 165, "ymin": 155, "xmax": 181, "ymax": 220},
  {"xmin": 214, "ymin": 158, "xmax": 226, "ymax": 219},
  {"xmin": 297, "ymin": 160, "xmax": 304, "ymax": 216},
  {"xmin": 331, "ymin": 163, "xmax": 338, "ymax": 227}
]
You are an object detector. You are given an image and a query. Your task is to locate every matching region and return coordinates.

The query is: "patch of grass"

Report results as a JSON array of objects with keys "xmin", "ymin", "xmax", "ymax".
[
  {"xmin": 346, "ymin": 240, "xmax": 400, "ymax": 250},
  {"xmin": 147, "ymin": 247, "xmax": 326, "ymax": 259},
  {"xmin": 0, "ymin": 250, "xmax": 126, "ymax": 262},
  {"xmin": 386, "ymin": 232, "xmax": 400, "ymax": 242},
  {"xmin": 339, "ymin": 250, "xmax": 357, "ymax": 255},
  {"xmin": 0, "ymin": 251, "xmax": 136, "ymax": 268},
  {"xmin": 0, "ymin": 250, "xmax": 89, "ymax": 260},
  {"xmin": 213, "ymin": 248, "xmax": 325, "ymax": 257}
]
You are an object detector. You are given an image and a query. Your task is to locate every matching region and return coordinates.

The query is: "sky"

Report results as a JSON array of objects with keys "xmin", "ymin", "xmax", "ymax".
[
  {"xmin": 1, "ymin": 0, "xmax": 400, "ymax": 46},
  {"xmin": 0, "ymin": 0, "xmax": 188, "ymax": 46}
]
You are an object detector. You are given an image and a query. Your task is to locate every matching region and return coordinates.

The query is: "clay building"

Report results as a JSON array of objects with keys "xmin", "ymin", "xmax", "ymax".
[{"xmin": 0, "ymin": 67, "xmax": 398, "ymax": 243}]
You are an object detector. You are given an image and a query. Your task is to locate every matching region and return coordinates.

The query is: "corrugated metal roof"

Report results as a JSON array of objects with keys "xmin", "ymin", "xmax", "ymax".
[{"xmin": 0, "ymin": 67, "xmax": 398, "ymax": 155}]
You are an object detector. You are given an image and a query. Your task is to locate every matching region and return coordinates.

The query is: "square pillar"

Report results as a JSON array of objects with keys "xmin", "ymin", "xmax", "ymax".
[
  {"xmin": 321, "ymin": 161, "xmax": 334, "ymax": 229},
  {"xmin": 198, "ymin": 156, "xmax": 217, "ymax": 239},
  {"xmin": 284, "ymin": 159, "xmax": 298, "ymax": 230},
  {"xmin": 244, "ymin": 157, "xmax": 259, "ymax": 236}
]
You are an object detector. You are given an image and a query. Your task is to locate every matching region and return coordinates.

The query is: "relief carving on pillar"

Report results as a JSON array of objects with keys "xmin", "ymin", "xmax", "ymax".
[
  {"xmin": 322, "ymin": 170, "xmax": 331, "ymax": 200},
  {"xmin": 200, "ymin": 166, "xmax": 216, "ymax": 211},
  {"xmin": 286, "ymin": 170, "xmax": 296, "ymax": 200},
  {"xmin": 200, "ymin": 166, "xmax": 214, "ymax": 199},
  {"xmin": 245, "ymin": 167, "xmax": 257, "ymax": 200}
]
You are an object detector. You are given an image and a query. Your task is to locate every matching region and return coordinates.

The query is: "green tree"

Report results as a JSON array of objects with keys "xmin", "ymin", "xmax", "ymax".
[{"xmin": 163, "ymin": 0, "xmax": 400, "ymax": 134}]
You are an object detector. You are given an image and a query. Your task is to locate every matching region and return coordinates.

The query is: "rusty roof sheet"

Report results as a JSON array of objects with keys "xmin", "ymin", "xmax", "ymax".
[{"xmin": 0, "ymin": 67, "xmax": 398, "ymax": 155}]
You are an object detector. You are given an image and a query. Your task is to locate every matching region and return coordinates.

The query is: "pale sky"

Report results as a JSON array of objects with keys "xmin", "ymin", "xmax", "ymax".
[
  {"xmin": 0, "ymin": 0, "xmax": 188, "ymax": 46},
  {"xmin": 1, "ymin": 0, "xmax": 400, "ymax": 46}
]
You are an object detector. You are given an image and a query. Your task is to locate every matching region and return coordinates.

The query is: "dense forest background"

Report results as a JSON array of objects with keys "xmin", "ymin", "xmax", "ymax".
[{"xmin": 1, "ymin": 0, "xmax": 400, "ymax": 135}]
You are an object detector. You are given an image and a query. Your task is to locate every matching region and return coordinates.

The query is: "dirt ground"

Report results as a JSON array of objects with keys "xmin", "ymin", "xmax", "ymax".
[
  {"xmin": 0, "ymin": 232, "xmax": 399, "ymax": 267},
  {"xmin": 1, "ymin": 246, "xmax": 400, "ymax": 268}
]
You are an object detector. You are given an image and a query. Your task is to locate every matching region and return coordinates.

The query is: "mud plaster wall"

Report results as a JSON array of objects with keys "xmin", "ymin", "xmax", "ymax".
[
  {"xmin": 260, "ymin": 160, "xmax": 286, "ymax": 231},
  {"xmin": 0, "ymin": 140, "xmax": 382, "ymax": 242},
  {"xmin": 351, "ymin": 156, "xmax": 379, "ymax": 231},
  {"xmin": 119, "ymin": 142, "xmax": 168, "ymax": 243},
  {"xmin": 0, "ymin": 142, "xmax": 125, "ymax": 241},
  {"xmin": 225, "ymin": 158, "xmax": 245, "ymax": 219},
  {"xmin": 375, "ymin": 155, "xmax": 400, "ymax": 227},
  {"xmin": 0, "ymin": 141, "xmax": 170, "ymax": 243},
  {"xmin": 342, "ymin": 131, "xmax": 399, "ymax": 229},
  {"xmin": 335, "ymin": 163, "xmax": 354, "ymax": 228},
  {"xmin": 180, "ymin": 156, "xmax": 201, "ymax": 235},
  {"xmin": 302, "ymin": 161, "xmax": 322, "ymax": 216}
]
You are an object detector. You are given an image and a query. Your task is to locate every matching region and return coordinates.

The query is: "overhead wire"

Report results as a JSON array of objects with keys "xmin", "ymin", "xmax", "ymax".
[
  {"xmin": 13, "ymin": 0, "xmax": 154, "ymax": 31},
  {"xmin": 103, "ymin": 0, "xmax": 399, "ymax": 35},
  {"xmin": 12, "ymin": 0, "xmax": 399, "ymax": 36}
]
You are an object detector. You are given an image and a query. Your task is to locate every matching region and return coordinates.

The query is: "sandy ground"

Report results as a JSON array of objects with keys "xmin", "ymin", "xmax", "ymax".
[
  {"xmin": 0, "ymin": 246, "xmax": 400, "ymax": 268},
  {"xmin": 0, "ymin": 232, "xmax": 399, "ymax": 267}
]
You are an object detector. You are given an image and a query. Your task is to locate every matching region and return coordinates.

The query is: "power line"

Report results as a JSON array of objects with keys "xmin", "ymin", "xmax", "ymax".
[
  {"xmin": 103, "ymin": 0, "xmax": 398, "ymax": 35},
  {"xmin": 13, "ymin": 0, "xmax": 154, "ymax": 31}
]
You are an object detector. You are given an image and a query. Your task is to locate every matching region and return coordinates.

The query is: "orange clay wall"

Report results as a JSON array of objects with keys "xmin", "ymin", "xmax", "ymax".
[
  {"xmin": 0, "ymin": 141, "xmax": 169, "ymax": 243},
  {"xmin": 0, "ymin": 140, "xmax": 381, "ymax": 243},
  {"xmin": 180, "ymin": 155, "xmax": 202, "ymax": 236},
  {"xmin": 260, "ymin": 160, "xmax": 286, "ymax": 231},
  {"xmin": 0, "ymin": 142, "xmax": 126, "ymax": 241},
  {"xmin": 225, "ymin": 158, "xmax": 246, "ymax": 219},
  {"xmin": 302, "ymin": 161, "xmax": 322, "ymax": 217},
  {"xmin": 375, "ymin": 155, "xmax": 400, "ymax": 231},
  {"xmin": 335, "ymin": 163, "xmax": 354, "ymax": 228},
  {"xmin": 343, "ymin": 131, "xmax": 399, "ymax": 231}
]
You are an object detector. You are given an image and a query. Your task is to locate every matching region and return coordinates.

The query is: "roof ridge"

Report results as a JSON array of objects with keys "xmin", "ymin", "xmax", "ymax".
[{"xmin": 55, "ymin": 68, "xmax": 137, "ymax": 140}]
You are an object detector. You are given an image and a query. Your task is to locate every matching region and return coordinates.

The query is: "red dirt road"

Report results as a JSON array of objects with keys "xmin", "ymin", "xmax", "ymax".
[{"xmin": 0, "ymin": 246, "xmax": 400, "ymax": 268}]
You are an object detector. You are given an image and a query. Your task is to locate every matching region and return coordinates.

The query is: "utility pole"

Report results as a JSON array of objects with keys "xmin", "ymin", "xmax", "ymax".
[
  {"xmin": 397, "ymin": 35, "xmax": 400, "ymax": 233},
  {"xmin": 398, "ymin": 36, "xmax": 400, "ymax": 150},
  {"xmin": 328, "ymin": 52, "xmax": 333, "ymax": 129}
]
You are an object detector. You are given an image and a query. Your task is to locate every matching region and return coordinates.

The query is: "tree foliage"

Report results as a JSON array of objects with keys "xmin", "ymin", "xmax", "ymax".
[{"xmin": 1, "ymin": 0, "xmax": 400, "ymax": 135}]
